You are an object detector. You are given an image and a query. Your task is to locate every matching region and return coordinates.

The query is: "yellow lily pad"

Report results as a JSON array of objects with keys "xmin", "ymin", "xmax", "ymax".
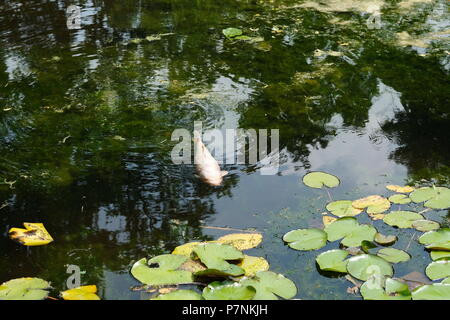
[
  {"xmin": 216, "ymin": 233, "xmax": 263, "ymax": 251},
  {"xmin": 323, "ymin": 215, "xmax": 338, "ymax": 226},
  {"xmin": 8, "ymin": 223, "xmax": 54, "ymax": 246},
  {"xmin": 386, "ymin": 185, "xmax": 415, "ymax": 193},
  {"xmin": 237, "ymin": 255, "xmax": 270, "ymax": 277},
  {"xmin": 172, "ymin": 242, "xmax": 204, "ymax": 256},
  {"xmin": 61, "ymin": 285, "xmax": 100, "ymax": 300},
  {"xmin": 352, "ymin": 195, "xmax": 391, "ymax": 216}
]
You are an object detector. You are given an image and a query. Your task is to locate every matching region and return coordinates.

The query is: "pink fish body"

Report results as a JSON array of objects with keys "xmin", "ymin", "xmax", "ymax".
[{"xmin": 194, "ymin": 137, "xmax": 228, "ymax": 186}]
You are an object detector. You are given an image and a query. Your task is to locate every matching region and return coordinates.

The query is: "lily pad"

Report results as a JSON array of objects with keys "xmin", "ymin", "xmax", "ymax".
[
  {"xmin": 388, "ymin": 194, "xmax": 411, "ymax": 205},
  {"xmin": 239, "ymin": 271, "xmax": 297, "ymax": 300},
  {"xmin": 442, "ymin": 278, "xmax": 450, "ymax": 284},
  {"xmin": 326, "ymin": 200, "xmax": 362, "ymax": 217},
  {"xmin": 410, "ymin": 186, "xmax": 450, "ymax": 209},
  {"xmin": 130, "ymin": 255, "xmax": 193, "ymax": 286},
  {"xmin": 386, "ymin": 185, "xmax": 414, "ymax": 193},
  {"xmin": 323, "ymin": 215, "xmax": 337, "ymax": 226},
  {"xmin": 324, "ymin": 217, "xmax": 376, "ymax": 247},
  {"xmin": 377, "ymin": 248, "xmax": 411, "ymax": 263},
  {"xmin": 237, "ymin": 255, "xmax": 270, "ymax": 277},
  {"xmin": 431, "ymin": 251, "xmax": 450, "ymax": 261},
  {"xmin": 412, "ymin": 220, "xmax": 440, "ymax": 232},
  {"xmin": 202, "ymin": 281, "xmax": 255, "ymax": 300},
  {"xmin": 0, "ymin": 277, "xmax": 51, "ymax": 300},
  {"xmin": 352, "ymin": 195, "xmax": 391, "ymax": 215},
  {"xmin": 361, "ymin": 277, "xmax": 411, "ymax": 300},
  {"xmin": 193, "ymin": 243, "xmax": 244, "ymax": 276},
  {"xmin": 172, "ymin": 242, "xmax": 203, "ymax": 256},
  {"xmin": 283, "ymin": 228, "xmax": 327, "ymax": 251},
  {"xmin": 383, "ymin": 211, "xmax": 423, "ymax": 228},
  {"xmin": 216, "ymin": 233, "xmax": 263, "ymax": 251},
  {"xmin": 425, "ymin": 261, "xmax": 450, "ymax": 280},
  {"xmin": 152, "ymin": 290, "xmax": 203, "ymax": 300},
  {"xmin": 346, "ymin": 254, "xmax": 393, "ymax": 281},
  {"xmin": 374, "ymin": 233, "xmax": 397, "ymax": 245},
  {"xmin": 418, "ymin": 229, "xmax": 450, "ymax": 251},
  {"xmin": 412, "ymin": 283, "xmax": 450, "ymax": 300},
  {"xmin": 302, "ymin": 171, "xmax": 340, "ymax": 189},
  {"xmin": 222, "ymin": 28, "xmax": 243, "ymax": 39},
  {"xmin": 60, "ymin": 285, "xmax": 100, "ymax": 300},
  {"xmin": 316, "ymin": 249, "xmax": 349, "ymax": 273},
  {"xmin": 8, "ymin": 222, "xmax": 54, "ymax": 246}
]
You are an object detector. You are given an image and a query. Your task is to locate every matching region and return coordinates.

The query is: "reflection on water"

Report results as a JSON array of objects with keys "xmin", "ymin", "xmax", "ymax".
[{"xmin": 0, "ymin": 0, "xmax": 449, "ymax": 299}]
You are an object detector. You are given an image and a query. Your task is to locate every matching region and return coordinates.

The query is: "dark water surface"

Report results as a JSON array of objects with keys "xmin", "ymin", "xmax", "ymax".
[{"xmin": 0, "ymin": 0, "xmax": 449, "ymax": 299}]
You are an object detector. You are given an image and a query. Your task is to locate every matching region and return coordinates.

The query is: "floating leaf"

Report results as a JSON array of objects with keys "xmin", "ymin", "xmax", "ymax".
[
  {"xmin": 302, "ymin": 171, "xmax": 340, "ymax": 189},
  {"xmin": 61, "ymin": 285, "xmax": 100, "ymax": 300},
  {"xmin": 425, "ymin": 261, "xmax": 450, "ymax": 280},
  {"xmin": 361, "ymin": 277, "xmax": 411, "ymax": 300},
  {"xmin": 418, "ymin": 229, "xmax": 450, "ymax": 251},
  {"xmin": 410, "ymin": 186, "xmax": 450, "ymax": 209},
  {"xmin": 324, "ymin": 217, "xmax": 376, "ymax": 247},
  {"xmin": 401, "ymin": 271, "xmax": 432, "ymax": 290},
  {"xmin": 352, "ymin": 195, "xmax": 391, "ymax": 215},
  {"xmin": 237, "ymin": 255, "xmax": 270, "ymax": 277},
  {"xmin": 283, "ymin": 228, "xmax": 327, "ymax": 251},
  {"xmin": 216, "ymin": 233, "xmax": 263, "ymax": 251},
  {"xmin": 374, "ymin": 233, "xmax": 397, "ymax": 245},
  {"xmin": 130, "ymin": 255, "xmax": 193, "ymax": 286},
  {"xmin": 412, "ymin": 220, "xmax": 440, "ymax": 232},
  {"xmin": 431, "ymin": 251, "xmax": 450, "ymax": 261},
  {"xmin": 8, "ymin": 223, "xmax": 54, "ymax": 246},
  {"xmin": 377, "ymin": 248, "xmax": 411, "ymax": 263},
  {"xmin": 361, "ymin": 241, "xmax": 378, "ymax": 254},
  {"xmin": 152, "ymin": 290, "xmax": 203, "ymax": 300},
  {"xmin": 239, "ymin": 271, "xmax": 297, "ymax": 300},
  {"xmin": 222, "ymin": 28, "xmax": 243, "ymax": 39},
  {"xmin": 388, "ymin": 194, "xmax": 411, "ymax": 205},
  {"xmin": 346, "ymin": 254, "xmax": 393, "ymax": 281},
  {"xmin": 202, "ymin": 281, "xmax": 255, "ymax": 300},
  {"xmin": 412, "ymin": 283, "xmax": 450, "ymax": 300},
  {"xmin": 0, "ymin": 277, "xmax": 51, "ymax": 300},
  {"xmin": 316, "ymin": 249, "xmax": 349, "ymax": 273},
  {"xmin": 172, "ymin": 241, "xmax": 207, "ymax": 256},
  {"xmin": 326, "ymin": 200, "xmax": 362, "ymax": 217},
  {"xmin": 383, "ymin": 211, "xmax": 423, "ymax": 228},
  {"xmin": 322, "ymin": 215, "xmax": 337, "ymax": 226},
  {"xmin": 193, "ymin": 243, "xmax": 244, "ymax": 276},
  {"xmin": 386, "ymin": 185, "xmax": 415, "ymax": 193},
  {"xmin": 442, "ymin": 278, "xmax": 450, "ymax": 284}
]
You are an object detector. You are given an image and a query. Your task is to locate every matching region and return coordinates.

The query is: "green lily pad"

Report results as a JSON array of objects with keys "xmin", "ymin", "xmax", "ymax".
[
  {"xmin": 326, "ymin": 200, "xmax": 362, "ymax": 217},
  {"xmin": 383, "ymin": 211, "xmax": 423, "ymax": 228},
  {"xmin": 346, "ymin": 254, "xmax": 393, "ymax": 281},
  {"xmin": 0, "ymin": 277, "xmax": 51, "ymax": 300},
  {"xmin": 283, "ymin": 228, "xmax": 327, "ymax": 251},
  {"xmin": 425, "ymin": 261, "xmax": 450, "ymax": 280},
  {"xmin": 431, "ymin": 251, "xmax": 450, "ymax": 261},
  {"xmin": 152, "ymin": 290, "xmax": 203, "ymax": 300},
  {"xmin": 374, "ymin": 233, "xmax": 397, "ymax": 245},
  {"xmin": 388, "ymin": 194, "xmax": 411, "ymax": 204},
  {"xmin": 412, "ymin": 283, "xmax": 450, "ymax": 300},
  {"xmin": 377, "ymin": 248, "xmax": 411, "ymax": 263},
  {"xmin": 316, "ymin": 249, "xmax": 349, "ymax": 273},
  {"xmin": 222, "ymin": 28, "xmax": 243, "ymax": 39},
  {"xmin": 302, "ymin": 171, "xmax": 340, "ymax": 189},
  {"xmin": 418, "ymin": 229, "xmax": 450, "ymax": 251},
  {"xmin": 442, "ymin": 278, "xmax": 450, "ymax": 284},
  {"xmin": 131, "ymin": 256, "xmax": 193, "ymax": 286},
  {"xmin": 193, "ymin": 243, "xmax": 244, "ymax": 276},
  {"xmin": 360, "ymin": 277, "xmax": 411, "ymax": 300},
  {"xmin": 410, "ymin": 186, "xmax": 450, "ymax": 209},
  {"xmin": 412, "ymin": 220, "xmax": 440, "ymax": 232},
  {"xmin": 239, "ymin": 271, "xmax": 297, "ymax": 300},
  {"xmin": 324, "ymin": 217, "xmax": 376, "ymax": 247},
  {"xmin": 202, "ymin": 281, "xmax": 256, "ymax": 300}
]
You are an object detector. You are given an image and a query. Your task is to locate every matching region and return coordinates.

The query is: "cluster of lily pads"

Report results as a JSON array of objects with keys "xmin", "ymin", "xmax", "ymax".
[
  {"xmin": 130, "ymin": 233, "xmax": 297, "ymax": 300},
  {"xmin": 283, "ymin": 171, "xmax": 450, "ymax": 300}
]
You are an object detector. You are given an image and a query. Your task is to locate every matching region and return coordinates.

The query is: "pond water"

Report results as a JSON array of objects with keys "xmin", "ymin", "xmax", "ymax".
[{"xmin": 0, "ymin": 0, "xmax": 449, "ymax": 300}]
